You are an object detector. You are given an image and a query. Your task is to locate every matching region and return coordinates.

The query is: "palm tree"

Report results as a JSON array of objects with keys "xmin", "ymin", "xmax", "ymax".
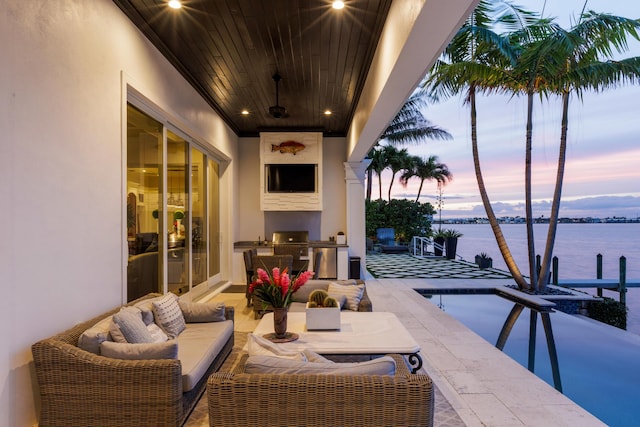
[
  {"xmin": 427, "ymin": 2, "xmax": 640, "ymax": 293},
  {"xmin": 379, "ymin": 89, "xmax": 453, "ymax": 145},
  {"xmin": 366, "ymin": 146, "xmax": 387, "ymax": 201},
  {"xmin": 504, "ymin": 19, "xmax": 559, "ymax": 288},
  {"xmin": 424, "ymin": 0, "xmax": 534, "ymax": 290},
  {"xmin": 400, "ymin": 155, "xmax": 452, "ymax": 202},
  {"xmin": 366, "ymin": 89, "xmax": 452, "ymax": 202},
  {"xmin": 520, "ymin": 12, "xmax": 640, "ymax": 291},
  {"xmin": 383, "ymin": 145, "xmax": 410, "ymax": 201}
]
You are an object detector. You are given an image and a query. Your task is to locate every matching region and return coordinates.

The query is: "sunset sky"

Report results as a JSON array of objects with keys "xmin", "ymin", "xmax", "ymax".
[{"xmin": 381, "ymin": 0, "xmax": 640, "ymax": 219}]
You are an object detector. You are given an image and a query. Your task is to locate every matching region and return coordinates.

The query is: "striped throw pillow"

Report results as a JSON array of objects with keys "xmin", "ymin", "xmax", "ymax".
[{"xmin": 327, "ymin": 282, "xmax": 365, "ymax": 311}]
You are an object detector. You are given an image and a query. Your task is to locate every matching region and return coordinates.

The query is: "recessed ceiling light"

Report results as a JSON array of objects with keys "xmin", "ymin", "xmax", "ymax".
[
  {"xmin": 324, "ymin": 110, "xmax": 332, "ymax": 116},
  {"xmin": 332, "ymin": 1, "xmax": 345, "ymax": 10},
  {"xmin": 168, "ymin": 0, "xmax": 182, "ymax": 9},
  {"xmin": 241, "ymin": 110, "xmax": 250, "ymax": 115}
]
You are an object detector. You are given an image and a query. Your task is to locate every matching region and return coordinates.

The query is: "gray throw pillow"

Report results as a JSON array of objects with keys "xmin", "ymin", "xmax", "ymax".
[
  {"xmin": 100, "ymin": 341, "xmax": 178, "ymax": 360},
  {"xmin": 133, "ymin": 297, "xmax": 164, "ymax": 325},
  {"xmin": 112, "ymin": 309, "xmax": 155, "ymax": 343},
  {"xmin": 179, "ymin": 301, "xmax": 226, "ymax": 322}
]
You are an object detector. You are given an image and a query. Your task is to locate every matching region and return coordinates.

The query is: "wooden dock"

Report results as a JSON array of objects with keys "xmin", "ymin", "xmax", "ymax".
[
  {"xmin": 553, "ymin": 255, "xmax": 638, "ymax": 305},
  {"xmin": 556, "ymin": 279, "xmax": 640, "ymax": 288}
]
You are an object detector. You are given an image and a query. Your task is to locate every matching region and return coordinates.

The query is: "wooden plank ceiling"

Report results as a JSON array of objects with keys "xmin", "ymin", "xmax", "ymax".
[{"xmin": 113, "ymin": 0, "xmax": 393, "ymax": 137}]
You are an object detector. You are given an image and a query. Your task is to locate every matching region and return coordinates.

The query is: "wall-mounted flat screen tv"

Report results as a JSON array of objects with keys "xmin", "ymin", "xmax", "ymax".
[{"xmin": 266, "ymin": 164, "xmax": 317, "ymax": 193}]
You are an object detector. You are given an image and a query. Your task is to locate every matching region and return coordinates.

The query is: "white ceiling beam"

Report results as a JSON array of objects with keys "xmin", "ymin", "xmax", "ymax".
[{"xmin": 346, "ymin": 0, "xmax": 479, "ymax": 161}]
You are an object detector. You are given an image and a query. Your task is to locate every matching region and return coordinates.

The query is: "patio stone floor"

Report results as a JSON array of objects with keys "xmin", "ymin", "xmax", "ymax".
[
  {"xmin": 186, "ymin": 255, "xmax": 605, "ymax": 426},
  {"xmin": 366, "ymin": 253, "xmax": 512, "ymax": 279}
]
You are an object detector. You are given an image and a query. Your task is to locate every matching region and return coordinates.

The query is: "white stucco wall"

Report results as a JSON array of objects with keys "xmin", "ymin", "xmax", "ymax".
[{"xmin": 0, "ymin": 1, "xmax": 237, "ymax": 425}]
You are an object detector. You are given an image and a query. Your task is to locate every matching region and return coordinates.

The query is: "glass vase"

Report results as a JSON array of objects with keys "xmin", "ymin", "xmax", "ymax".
[{"xmin": 273, "ymin": 307, "xmax": 288, "ymax": 339}]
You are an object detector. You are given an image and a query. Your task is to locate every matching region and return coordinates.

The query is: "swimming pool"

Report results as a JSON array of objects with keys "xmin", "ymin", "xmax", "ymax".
[{"xmin": 421, "ymin": 292, "xmax": 640, "ymax": 427}]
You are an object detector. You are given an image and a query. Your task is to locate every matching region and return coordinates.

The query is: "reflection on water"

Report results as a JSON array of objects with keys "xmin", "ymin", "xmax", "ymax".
[{"xmin": 425, "ymin": 293, "xmax": 640, "ymax": 427}]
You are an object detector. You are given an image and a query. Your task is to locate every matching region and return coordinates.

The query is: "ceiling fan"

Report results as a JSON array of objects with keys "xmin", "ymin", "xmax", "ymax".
[{"xmin": 268, "ymin": 72, "xmax": 288, "ymax": 119}]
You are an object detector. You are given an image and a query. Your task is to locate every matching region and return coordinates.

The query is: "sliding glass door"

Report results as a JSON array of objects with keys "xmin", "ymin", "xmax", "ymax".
[{"xmin": 126, "ymin": 103, "xmax": 220, "ymax": 301}]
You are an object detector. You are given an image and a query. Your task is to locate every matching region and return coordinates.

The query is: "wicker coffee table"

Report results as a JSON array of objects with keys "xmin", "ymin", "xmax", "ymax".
[{"xmin": 254, "ymin": 311, "xmax": 423, "ymax": 373}]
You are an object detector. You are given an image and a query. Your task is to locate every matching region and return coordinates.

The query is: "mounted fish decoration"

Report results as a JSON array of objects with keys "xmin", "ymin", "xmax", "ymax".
[{"xmin": 271, "ymin": 140, "xmax": 305, "ymax": 155}]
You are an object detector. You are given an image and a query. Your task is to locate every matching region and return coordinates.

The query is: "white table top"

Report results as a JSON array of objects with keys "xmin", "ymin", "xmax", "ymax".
[{"xmin": 254, "ymin": 311, "xmax": 420, "ymax": 355}]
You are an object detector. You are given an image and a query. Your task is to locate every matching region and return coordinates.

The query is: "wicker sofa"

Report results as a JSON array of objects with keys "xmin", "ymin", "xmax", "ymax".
[
  {"xmin": 31, "ymin": 293, "xmax": 234, "ymax": 427},
  {"xmin": 207, "ymin": 353, "xmax": 434, "ymax": 426}
]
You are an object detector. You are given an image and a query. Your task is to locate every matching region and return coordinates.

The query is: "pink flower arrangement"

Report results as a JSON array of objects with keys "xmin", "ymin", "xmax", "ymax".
[{"xmin": 249, "ymin": 267, "xmax": 314, "ymax": 308}]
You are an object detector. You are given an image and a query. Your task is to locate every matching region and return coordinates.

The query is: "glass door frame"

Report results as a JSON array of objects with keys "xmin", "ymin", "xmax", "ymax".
[{"xmin": 124, "ymin": 87, "xmax": 228, "ymax": 301}]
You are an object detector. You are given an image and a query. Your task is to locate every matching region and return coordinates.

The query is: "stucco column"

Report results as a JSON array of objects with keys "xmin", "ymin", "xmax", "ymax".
[{"xmin": 344, "ymin": 160, "xmax": 371, "ymax": 278}]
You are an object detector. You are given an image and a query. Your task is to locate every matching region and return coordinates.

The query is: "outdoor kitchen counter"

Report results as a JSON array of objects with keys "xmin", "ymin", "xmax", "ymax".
[
  {"xmin": 232, "ymin": 241, "xmax": 350, "ymax": 282},
  {"xmin": 234, "ymin": 241, "xmax": 348, "ymax": 248}
]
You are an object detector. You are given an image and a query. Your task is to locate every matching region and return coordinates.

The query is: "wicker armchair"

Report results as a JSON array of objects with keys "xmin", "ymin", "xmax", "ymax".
[{"xmin": 207, "ymin": 353, "xmax": 434, "ymax": 427}]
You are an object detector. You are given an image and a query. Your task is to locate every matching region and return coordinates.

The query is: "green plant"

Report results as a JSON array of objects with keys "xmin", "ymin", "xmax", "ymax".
[
  {"xmin": 587, "ymin": 297, "xmax": 627, "ymax": 330},
  {"xmin": 323, "ymin": 296, "xmax": 339, "ymax": 308},
  {"xmin": 477, "ymin": 252, "xmax": 491, "ymax": 260},
  {"xmin": 308, "ymin": 289, "xmax": 329, "ymax": 306},
  {"xmin": 366, "ymin": 199, "xmax": 435, "ymax": 242},
  {"xmin": 442, "ymin": 229, "xmax": 463, "ymax": 238},
  {"xmin": 433, "ymin": 229, "xmax": 447, "ymax": 239}
]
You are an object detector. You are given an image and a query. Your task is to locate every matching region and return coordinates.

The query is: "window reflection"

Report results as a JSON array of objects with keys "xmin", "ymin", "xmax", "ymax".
[
  {"xmin": 191, "ymin": 148, "xmax": 207, "ymax": 287},
  {"xmin": 126, "ymin": 104, "xmax": 163, "ymax": 301},
  {"xmin": 126, "ymin": 103, "xmax": 221, "ymax": 301},
  {"xmin": 167, "ymin": 131, "xmax": 189, "ymax": 296}
]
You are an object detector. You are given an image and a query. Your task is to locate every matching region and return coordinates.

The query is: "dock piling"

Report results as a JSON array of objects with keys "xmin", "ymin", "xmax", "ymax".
[{"xmin": 597, "ymin": 254, "xmax": 603, "ymax": 297}]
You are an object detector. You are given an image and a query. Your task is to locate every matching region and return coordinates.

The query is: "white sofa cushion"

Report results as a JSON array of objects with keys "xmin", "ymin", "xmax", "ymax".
[
  {"xmin": 100, "ymin": 341, "xmax": 178, "ymax": 360},
  {"xmin": 179, "ymin": 301, "xmax": 226, "ymax": 323},
  {"xmin": 244, "ymin": 355, "xmax": 396, "ymax": 376},
  {"xmin": 177, "ymin": 320, "xmax": 234, "ymax": 392}
]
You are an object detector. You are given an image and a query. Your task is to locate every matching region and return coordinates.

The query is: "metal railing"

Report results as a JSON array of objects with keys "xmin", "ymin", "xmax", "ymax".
[
  {"xmin": 410, "ymin": 236, "xmax": 464, "ymax": 260},
  {"xmin": 410, "ymin": 236, "xmax": 442, "ymax": 258}
]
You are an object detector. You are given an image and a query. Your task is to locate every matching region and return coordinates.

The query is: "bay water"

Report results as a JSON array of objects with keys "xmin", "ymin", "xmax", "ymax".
[{"xmin": 448, "ymin": 223, "xmax": 640, "ymax": 334}]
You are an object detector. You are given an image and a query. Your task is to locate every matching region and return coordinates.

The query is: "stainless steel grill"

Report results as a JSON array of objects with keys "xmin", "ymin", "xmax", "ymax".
[
  {"xmin": 272, "ymin": 231, "xmax": 309, "ymax": 245},
  {"xmin": 272, "ymin": 231, "xmax": 309, "ymax": 273}
]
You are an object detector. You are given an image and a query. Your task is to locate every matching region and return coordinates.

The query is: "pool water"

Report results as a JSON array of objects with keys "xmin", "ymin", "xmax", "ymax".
[{"xmin": 424, "ymin": 293, "xmax": 640, "ymax": 427}]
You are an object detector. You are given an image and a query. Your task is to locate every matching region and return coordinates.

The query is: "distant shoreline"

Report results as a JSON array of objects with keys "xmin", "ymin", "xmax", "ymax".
[{"xmin": 436, "ymin": 217, "xmax": 639, "ymax": 224}]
